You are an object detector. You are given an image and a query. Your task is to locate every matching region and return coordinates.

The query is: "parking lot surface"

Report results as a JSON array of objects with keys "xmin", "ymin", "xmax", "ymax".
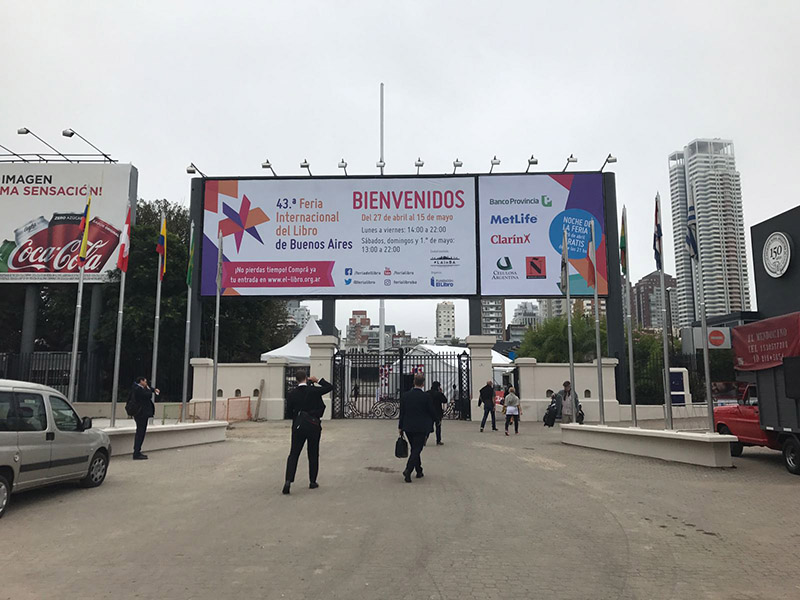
[{"xmin": 3, "ymin": 420, "xmax": 799, "ymax": 600}]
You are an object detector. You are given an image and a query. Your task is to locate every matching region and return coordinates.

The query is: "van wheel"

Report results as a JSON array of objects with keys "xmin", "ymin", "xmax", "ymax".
[
  {"xmin": 719, "ymin": 426, "xmax": 743, "ymax": 457},
  {"xmin": 0, "ymin": 474, "xmax": 10, "ymax": 519},
  {"xmin": 80, "ymin": 451, "xmax": 109, "ymax": 488},
  {"xmin": 782, "ymin": 437, "xmax": 800, "ymax": 475}
]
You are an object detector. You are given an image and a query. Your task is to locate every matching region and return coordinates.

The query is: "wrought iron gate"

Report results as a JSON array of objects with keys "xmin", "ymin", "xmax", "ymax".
[{"xmin": 332, "ymin": 349, "xmax": 471, "ymax": 419}]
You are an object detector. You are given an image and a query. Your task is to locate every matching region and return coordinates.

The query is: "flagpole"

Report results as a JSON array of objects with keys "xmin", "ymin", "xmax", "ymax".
[
  {"xmin": 656, "ymin": 193, "xmax": 673, "ymax": 429},
  {"xmin": 691, "ymin": 184, "xmax": 715, "ymax": 432},
  {"xmin": 622, "ymin": 207, "xmax": 638, "ymax": 427},
  {"xmin": 591, "ymin": 220, "xmax": 605, "ymax": 424},
  {"xmin": 563, "ymin": 228, "xmax": 576, "ymax": 420},
  {"xmin": 67, "ymin": 265, "xmax": 86, "ymax": 402},
  {"xmin": 211, "ymin": 231, "xmax": 222, "ymax": 421},
  {"xmin": 151, "ymin": 212, "xmax": 165, "ymax": 410},
  {"xmin": 110, "ymin": 269, "xmax": 127, "ymax": 427},
  {"xmin": 181, "ymin": 221, "xmax": 195, "ymax": 421}
]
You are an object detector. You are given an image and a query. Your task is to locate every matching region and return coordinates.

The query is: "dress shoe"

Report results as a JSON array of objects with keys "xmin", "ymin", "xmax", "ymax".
[
  {"xmin": 415, "ymin": 470, "xmax": 424, "ymax": 479},
  {"xmin": 309, "ymin": 482, "xmax": 319, "ymax": 489},
  {"xmin": 282, "ymin": 481, "xmax": 291, "ymax": 495},
  {"xmin": 436, "ymin": 441, "xmax": 444, "ymax": 446},
  {"xmin": 403, "ymin": 470, "xmax": 412, "ymax": 483},
  {"xmin": 133, "ymin": 453, "xmax": 148, "ymax": 460},
  {"xmin": 480, "ymin": 427, "xmax": 484, "ymax": 432}
]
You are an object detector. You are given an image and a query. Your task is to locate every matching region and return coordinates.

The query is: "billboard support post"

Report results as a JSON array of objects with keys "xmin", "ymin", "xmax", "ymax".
[
  {"xmin": 21, "ymin": 284, "xmax": 39, "ymax": 354},
  {"xmin": 67, "ymin": 265, "xmax": 86, "ymax": 402},
  {"xmin": 211, "ymin": 231, "xmax": 222, "ymax": 421}
]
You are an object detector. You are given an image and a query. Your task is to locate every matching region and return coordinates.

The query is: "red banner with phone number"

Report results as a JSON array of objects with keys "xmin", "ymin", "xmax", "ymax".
[{"xmin": 732, "ymin": 312, "xmax": 800, "ymax": 370}]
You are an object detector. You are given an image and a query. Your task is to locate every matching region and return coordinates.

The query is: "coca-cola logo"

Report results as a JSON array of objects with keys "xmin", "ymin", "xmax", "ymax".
[{"xmin": 9, "ymin": 238, "xmax": 111, "ymax": 272}]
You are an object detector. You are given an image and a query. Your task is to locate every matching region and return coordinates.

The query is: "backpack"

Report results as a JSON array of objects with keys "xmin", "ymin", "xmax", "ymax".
[
  {"xmin": 543, "ymin": 400, "xmax": 557, "ymax": 428},
  {"xmin": 124, "ymin": 390, "xmax": 140, "ymax": 417}
]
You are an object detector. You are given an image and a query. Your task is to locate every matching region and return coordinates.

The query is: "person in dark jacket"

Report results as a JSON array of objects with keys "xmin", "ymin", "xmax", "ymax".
[
  {"xmin": 429, "ymin": 381, "xmax": 448, "ymax": 445},
  {"xmin": 478, "ymin": 381, "xmax": 497, "ymax": 432},
  {"xmin": 399, "ymin": 373, "xmax": 437, "ymax": 482},
  {"xmin": 131, "ymin": 376, "xmax": 159, "ymax": 460},
  {"xmin": 283, "ymin": 371, "xmax": 332, "ymax": 495}
]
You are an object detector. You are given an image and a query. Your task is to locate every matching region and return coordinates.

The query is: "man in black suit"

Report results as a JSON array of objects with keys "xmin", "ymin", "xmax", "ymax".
[
  {"xmin": 283, "ymin": 370, "xmax": 332, "ymax": 495},
  {"xmin": 398, "ymin": 373, "xmax": 436, "ymax": 483},
  {"xmin": 130, "ymin": 376, "xmax": 159, "ymax": 460},
  {"xmin": 478, "ymin": 380, "xmax": 497, "ymax": 432}
]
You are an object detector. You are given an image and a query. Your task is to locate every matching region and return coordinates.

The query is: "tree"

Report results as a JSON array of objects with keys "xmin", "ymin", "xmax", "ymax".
[{"xmin": 518, "ymin": 314, "xmax": 607, "ymax": 363}]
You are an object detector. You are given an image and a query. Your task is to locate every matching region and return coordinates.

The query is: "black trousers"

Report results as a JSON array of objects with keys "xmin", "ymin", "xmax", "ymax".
[
  {"xmin": 435, "ymin": 419, "xmax": 442, "ymax": 443},
  {"xmin": 133, "ymin": 414, "xmax": 149, "ymax": 455},
  {"xmin": 285, "ymin": 425, "xmax": 321, "ymax": 483},
  {"xmin": 505, "ymin": 413, "xmax": 520, "ymax": 433},
  {"xmin": 405, "ymin": 432, "xmax": 426, "ymax": 475},
  {"xmin": 480, "ymin": 406, "xmax": 496, "ymax": 429}
]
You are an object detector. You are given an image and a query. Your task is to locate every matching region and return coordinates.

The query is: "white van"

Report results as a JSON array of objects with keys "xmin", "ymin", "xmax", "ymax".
[{"xmin": 0, "ymin": 379, "xmax": 112, "ymax": 519}]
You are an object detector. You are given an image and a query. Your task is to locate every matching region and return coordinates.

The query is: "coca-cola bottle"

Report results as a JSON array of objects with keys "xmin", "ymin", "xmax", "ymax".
[{"xmin": 0, "ymin": 239, "xmax": 15, "ymax": 272}]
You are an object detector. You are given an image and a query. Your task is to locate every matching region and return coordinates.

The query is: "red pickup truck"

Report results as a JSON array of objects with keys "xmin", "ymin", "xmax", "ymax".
[{"xmin": 714, "ymin": 313, "xmax": 800, "ymax": 475}]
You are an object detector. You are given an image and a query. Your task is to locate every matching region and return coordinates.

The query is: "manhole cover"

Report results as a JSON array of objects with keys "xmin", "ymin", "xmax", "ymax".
[{"xmin": 365, "ymin": 466, "xmax": 397, "ymax": 473}]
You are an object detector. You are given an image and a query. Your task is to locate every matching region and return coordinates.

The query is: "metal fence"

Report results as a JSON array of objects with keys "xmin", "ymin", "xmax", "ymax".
[
  {"xmin": 634, "ymin": 351, "xmax": 736, "ymax": 405},
  {"xmin": 331, "ymin": 349, "xmax": 471, "ymax": 419}
]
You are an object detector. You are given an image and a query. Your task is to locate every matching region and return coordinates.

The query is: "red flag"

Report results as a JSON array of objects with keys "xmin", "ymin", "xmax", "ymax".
[{"xmin": 117, "ymin": 207, "xmax": 131, "ymax": 273}]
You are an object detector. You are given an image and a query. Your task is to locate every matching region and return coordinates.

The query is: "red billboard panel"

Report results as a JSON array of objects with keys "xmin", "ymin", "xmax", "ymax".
[{"xmin": 732, "ymin": 312, "xmax": 800, "ymax": 370}]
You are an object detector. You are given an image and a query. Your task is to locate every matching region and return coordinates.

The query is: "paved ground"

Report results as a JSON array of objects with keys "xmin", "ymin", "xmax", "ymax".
[{"xmin": 3, "ymin": 419, "xmax": 799, "ymax": 600}]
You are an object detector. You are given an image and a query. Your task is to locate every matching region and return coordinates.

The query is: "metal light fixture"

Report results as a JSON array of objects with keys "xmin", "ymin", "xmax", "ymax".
[
  {"xmin": 301, "ymin": 159, "xmax": 312, "ymax": 176},
  {"xmin": 261, "ymin": 159, "xmax": 276, "ymax": 176},
  {"xmin": 338, "ymin": 158, "xmax": 348, "ymax": 176},
  {"xmin": 526, "ymin": 154, "xmax": 538, "ymax": 173},
  {"xmin": 562, "ymin": 154, "xmax": 577, "ymax": 172},
  {"xmin": 62, "ymin": 128, "xmax": 114, "ymax": 162},
  {"xmin": 415, "ymin": 157, "xmax": 424, "ymax": 175},
  {"xmin": 186, "ymin": 162, "xmax": 207, "ymax": 177},
  {"xmin": 18, "ymin": 127, "xmax": 72, "ymax": 162},
  {"xmin": 489, "ymin": 155, "xmax": 500, "ymax": 174},
  {"xmin": 376, "ymin": 159, "xmax": 385, "ymax": 175},
  {"xmin": 600, "ymin": 153, "xmax": 617, "ymax": 171},
  {"xmin": 452, "ymin": 158, "xmax": 463, "ymax": 175}
]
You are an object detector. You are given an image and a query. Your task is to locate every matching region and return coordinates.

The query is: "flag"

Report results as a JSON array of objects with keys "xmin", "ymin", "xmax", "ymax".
[
  {"xmin": 156, "ymin": 214, "xmax": 167, "ymax": 280},
  {"xmin": 560, "ymin": 228, "xmax": 569, "ymax": 294},
  {"xmin": 653, "ymin": 193, "xmax": 663, "ymax": 271},
  {"xmin": 620, "ymin": 206, "xmax": 628, "ymax": 277},
  {"xmin": 117, "ymin": 207, "xmax": 131, "ymax": 273},
  {"xmin": 587, "ymin": 222, "xmax": 596, "ymax": 289},
  {"xmin": 186, "ymin": 222, "xmax": 196, "ymax": 287},
  {"xmin": 78, "ymin": 196, "xmax": 92, "ymax": 266},
  {"xmin": 686, "ymin": 188, "xmax": 698, "ymax": 260}
]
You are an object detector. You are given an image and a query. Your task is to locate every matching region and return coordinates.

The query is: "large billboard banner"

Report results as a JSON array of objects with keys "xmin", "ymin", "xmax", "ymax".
[
  {"xmin": 478, "ymin": 173, "xmax": 607, "ymax": 296},
  {"xmin": 200, "ymin": 177, "xmax": 477, "ymax": 296},
  {"xmin": 0, "ymin": 164, "xmax": 137, "ymax": 283}
]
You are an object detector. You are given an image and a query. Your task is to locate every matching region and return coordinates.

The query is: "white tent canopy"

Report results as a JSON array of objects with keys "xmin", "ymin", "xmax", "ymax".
[
  {"xmin": 408, "ymin": 344, "xmax": 513, "ymax": 367},
  {"xmin": 260, "ymin": 319, "xmax": 321, "ymax": 364}
]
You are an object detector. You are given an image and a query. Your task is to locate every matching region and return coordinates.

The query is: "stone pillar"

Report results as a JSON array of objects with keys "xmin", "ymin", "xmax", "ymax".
[
  {"xmin": 307, "ymin": 335, "xmax": 339, "ymax": 420},
  {"xmin": 190, "ymin": 358, "xmax": 214, "ymax": 401},
  {"xmin": 260, "ymin": 357, "xmax": 289, "ymax": 420},
  {"xmin": 466, "ymin": 335, "xmax": 496, "ymax": 415}
]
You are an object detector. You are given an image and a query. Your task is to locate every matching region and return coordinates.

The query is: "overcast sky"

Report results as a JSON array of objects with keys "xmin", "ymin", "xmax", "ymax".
[{"xmin": 3, "ymin": 1, "xmax": 799, "ymax": 339}]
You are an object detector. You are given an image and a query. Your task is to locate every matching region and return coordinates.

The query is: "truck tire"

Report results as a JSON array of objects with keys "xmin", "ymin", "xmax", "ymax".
[
  {"xmin": 782, "ymin": 437, "xmax": 800, "ymax": 475},
  {"xmin": 719, "ymin": 426, "xmax": 743, "ymax": 457},
  {"xmin": 0, "ymin": 473, "xmax": 10, "ymax": 519}
]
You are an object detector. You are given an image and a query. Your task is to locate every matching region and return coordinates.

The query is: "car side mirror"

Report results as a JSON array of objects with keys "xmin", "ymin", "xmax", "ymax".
[{"xmin": 81, "ymin": 416, "xmax": 93, "ymax": 430}]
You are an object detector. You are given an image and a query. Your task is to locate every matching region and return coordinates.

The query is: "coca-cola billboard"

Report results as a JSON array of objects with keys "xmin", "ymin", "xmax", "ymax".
[{"xmin": 0, "ymin": 164, "xmax": 137, "ymax": 283}]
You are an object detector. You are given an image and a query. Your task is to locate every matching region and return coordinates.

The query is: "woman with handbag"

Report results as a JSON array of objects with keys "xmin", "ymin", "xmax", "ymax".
[{"xmin": 504, "ymin": 386, "xmax": 521, "ymax": 436}]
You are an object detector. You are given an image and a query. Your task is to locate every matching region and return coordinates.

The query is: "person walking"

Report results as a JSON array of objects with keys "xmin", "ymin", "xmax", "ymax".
[
  {"xmin": 429, "ymin": 381, "xmax": 448, "ymax": 445},
  {"xmin": 478, "ymin": 380, "xmax": 497, "ymax": 432},
  {"xmin": 130, "ymin": 376, "xmax": 159, "ymax": 460},
  {"xmin": 503, "ymin": 386, "xmax": 521, "ymax": 435},
  {"xmin": 283, "ymin": 371, "xmax": 332, "ymax": 495},
  {"xmin": 555, "ymin": 381, "xmax": 578, "ymax": 424},
  {"xmin": 399, "ymin": 373, "xmax": 436, "ymax": 483}
]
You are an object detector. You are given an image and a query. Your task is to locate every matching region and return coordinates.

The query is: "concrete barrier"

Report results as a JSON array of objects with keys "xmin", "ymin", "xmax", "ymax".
[
  {"xmin": 98, "ymin": 419, "xmax": 228, "ymax": 457},
  {"xmin": 560, "ymin": 423, "xmax": 736, "ymax": 468}
]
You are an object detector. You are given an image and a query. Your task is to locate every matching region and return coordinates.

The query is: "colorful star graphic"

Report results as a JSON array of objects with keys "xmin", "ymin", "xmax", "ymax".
[{"xmin": 218, "ymin": 194, "xmax": 270, "ymax": 251}]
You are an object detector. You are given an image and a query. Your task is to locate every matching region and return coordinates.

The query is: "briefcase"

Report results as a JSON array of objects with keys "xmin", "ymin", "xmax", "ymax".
[{"xmin": 395, "ymin": 435, "xmax": 409, "ymax": 458}]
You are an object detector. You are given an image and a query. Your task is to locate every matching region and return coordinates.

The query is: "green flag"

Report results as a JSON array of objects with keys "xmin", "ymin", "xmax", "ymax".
[{"xmin": 186, "ymin": 222, "xmax": 195, "ymax": 287}]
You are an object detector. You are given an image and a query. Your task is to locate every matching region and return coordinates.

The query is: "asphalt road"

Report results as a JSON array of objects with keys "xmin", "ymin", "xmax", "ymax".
[{"xmin": 3, "ymin": 420, "xmax": 799, "ymax": 600}]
